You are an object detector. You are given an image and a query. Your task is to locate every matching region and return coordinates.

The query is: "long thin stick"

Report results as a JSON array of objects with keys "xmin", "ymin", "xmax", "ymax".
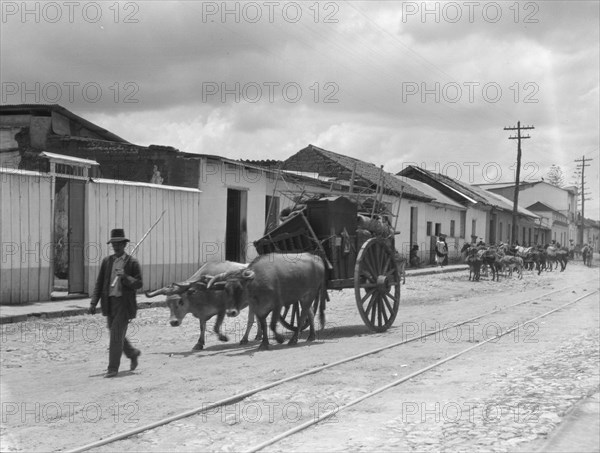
[{"xmin": 111, "ymin": 210, "xmax": 166, "ymax": 286}]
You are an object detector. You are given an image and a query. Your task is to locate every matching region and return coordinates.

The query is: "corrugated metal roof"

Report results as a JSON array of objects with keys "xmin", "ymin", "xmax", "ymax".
[
  {"xmin": 403, "ymin": 166, "xmax": 487, "ymax": 204},
  {"xmin": 401, "ymin": 165, "xmax": 539, "ymax": 217},
  {"xmin": 483, "ymin": 190, "xmax": 539, "ymax": 218},
  {"xmin": 395, "ymin": 176, "xmax": 465, "ymax": 209},
  {"xmin": 90, "ymin": 178, "xmax": 201, "ymax": 192},
  {"xmin": 0, "ymin": 104, "xmax": 129, "ymax": 143},
  {"xmin": 41, "ymin": 152, "xmax": 99, "ymax": 166},
  {"xmin": 526, "ymin": 201, "xmax": 562, "ymax": 213}
]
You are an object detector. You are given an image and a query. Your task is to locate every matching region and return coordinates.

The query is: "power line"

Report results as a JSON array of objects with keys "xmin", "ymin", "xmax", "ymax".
[
  {"xmin": 574, "ymin": 155, "xmax": 593, "ymax": 243},
  {"xmin": 504, "ymin": 121, "xmax": 535, "ymax": 244}
]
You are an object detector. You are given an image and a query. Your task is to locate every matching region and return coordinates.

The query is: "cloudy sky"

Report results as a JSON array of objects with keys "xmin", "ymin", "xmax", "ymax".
[{"xmin": 2, "ymin": 1, "xmax": 599, "ymax": 218}]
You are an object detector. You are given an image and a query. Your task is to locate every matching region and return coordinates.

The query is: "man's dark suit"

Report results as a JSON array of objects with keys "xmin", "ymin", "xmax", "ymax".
[{"xmin": 90, "ymin": 254, "xmax": 143, "ymax": 373}]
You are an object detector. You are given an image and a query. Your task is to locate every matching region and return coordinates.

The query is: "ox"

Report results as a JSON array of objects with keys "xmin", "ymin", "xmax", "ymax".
[
  {"xmin": 208, "ymin": 252, "xmax": 327, "ymax": 351},
  {"xmin": 146, "ymin": 261, "xmax": 260, "ymax": 351}
]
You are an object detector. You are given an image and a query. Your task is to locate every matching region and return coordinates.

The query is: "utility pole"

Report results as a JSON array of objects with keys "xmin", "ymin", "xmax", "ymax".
[
  {"xmin": 574, "ymin": 155, "xmax": 592, "ymax": 244},
  {"xmin": 504, "ymin": 121, "xmax": 534, "ymax": 245}
]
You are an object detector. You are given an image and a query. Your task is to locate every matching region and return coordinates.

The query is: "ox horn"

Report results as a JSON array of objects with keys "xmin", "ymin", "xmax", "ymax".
[
  {"xmin": 145, "ymin": 287, "xmax": 170, "ymax": 298},
  {"xmin": 173, "ymin": 283, "xmax": 191, "ymax": 292},
  {"xmin": 145, "ymin": 283, "xmax": 188, "ymax": 298},
  {"xmin": 206, "ymin": 272, "xmax": 228, "ymax": 289}
]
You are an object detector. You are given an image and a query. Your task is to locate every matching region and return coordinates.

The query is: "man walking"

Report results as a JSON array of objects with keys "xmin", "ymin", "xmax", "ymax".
[{"xmin": 88, "ymin": 229, "xmax": 143, "ymax": 378}]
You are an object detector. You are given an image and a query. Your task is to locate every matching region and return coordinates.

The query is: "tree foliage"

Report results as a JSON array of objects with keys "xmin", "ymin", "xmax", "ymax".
[{"xmin": 546, "ymin": 164, "xmax": 565, "ymax": 187}]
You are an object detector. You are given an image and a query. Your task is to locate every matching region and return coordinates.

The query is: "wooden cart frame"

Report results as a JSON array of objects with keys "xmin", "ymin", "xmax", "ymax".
[{"xmin": 254, "ymin": 197, "xmax": 401, "ymax": 332}]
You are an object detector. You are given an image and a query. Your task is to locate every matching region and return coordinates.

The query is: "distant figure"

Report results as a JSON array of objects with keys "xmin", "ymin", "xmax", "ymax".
[
  {"xmin": 409, "ymin": 245, "xmax": 421, "ymax": 268},
  {"xmin": 435, "ymin": 235, "xmax": 448, "ymax": 267},
  {"xmin": 441, "ymin": 235, "xmax": 449, "ymax": 266},
  {"xmin": 568, "ymin": 239, "xmax": 575, "ymax": 259},
  {"xmin": 150, "ymin": 165, "xmax": 163, "ymax": 185}
]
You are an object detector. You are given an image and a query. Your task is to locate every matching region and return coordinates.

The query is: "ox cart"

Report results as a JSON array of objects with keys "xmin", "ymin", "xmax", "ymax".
[{"xmin": 254, "ymin": 196, "xmax": 401, "ymax": 333}]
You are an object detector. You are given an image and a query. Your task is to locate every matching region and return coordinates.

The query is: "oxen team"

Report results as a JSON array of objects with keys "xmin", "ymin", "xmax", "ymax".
[
  {"xmin": 460, "ymin": 242, "xmax": 574, "ymax": 282},
  {"xmin": 145, "ymin": 242, "xmax": 591, "ymax": 352},
  {"xmin": 146, "ymin": 253, "xmax": 327, "ymax": 352}
]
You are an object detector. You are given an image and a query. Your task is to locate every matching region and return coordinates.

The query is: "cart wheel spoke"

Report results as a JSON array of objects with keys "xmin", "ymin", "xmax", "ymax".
[
  {"xmin": 379, "ymin": 298, "xmax": 389, "ymax": 326},
  {"xmin": 360, "ymin": 287, "xmax": 377, "ymax": 304},
  {"xmin": 365, "ymin": 252, "xmax": 379, "ymax": 277},
  {"xmin": 369, "ymin": 294, "xmax": 378, "ymax": 325},
  {"xmin": 381, "ymin": 292, "xmax": 394, "ymax": 315}
]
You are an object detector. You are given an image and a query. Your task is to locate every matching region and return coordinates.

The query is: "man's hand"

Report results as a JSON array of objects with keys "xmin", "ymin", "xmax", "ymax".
[{"xmin": 88, "ymin": 304, "xmax": 96, "ymax": 315}]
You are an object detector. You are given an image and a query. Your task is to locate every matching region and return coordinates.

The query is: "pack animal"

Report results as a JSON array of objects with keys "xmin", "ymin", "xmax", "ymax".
[
  {"xmin": 208, "ymin": 252, "xmax": 327, "ymax": 351},
  {"xmin": 461, "ymin": 243, "xmax": 482, "ymax": 281},
  {"xmin": 545, "ymin": 245, "xmax": 568, "ymax": 272},
  {"xmin": 481, "ymin": 247, "xmax": 503, "ymax": 281},
  {"xmin": 146, "ymin": 261, "xmax": 260, "ymax": 351},
  {"xmin": 499, "ymin": 255, "xmax": 524, "ymax": 279}
]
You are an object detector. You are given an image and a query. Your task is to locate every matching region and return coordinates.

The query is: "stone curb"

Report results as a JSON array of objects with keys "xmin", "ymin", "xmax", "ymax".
[
  {"xmin": 536, "ymin": 391, "xmax": 600, "ymax": 453},
  {"xmin": 0, "ymin": 301, "xmax": 169, "ymax": 325},
  {"xmin": 0, "ymin": 266, "xmax": 468, "ymax": 324},
  {"xmin": 406, "ymin": 266, "xmax": 468, "ymax": 278}
]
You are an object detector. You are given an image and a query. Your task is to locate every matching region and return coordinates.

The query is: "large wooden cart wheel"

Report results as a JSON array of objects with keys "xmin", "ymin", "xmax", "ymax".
[
  {"xmin": 279, "ymin": 298, "xmax": 319, "ymax": 331},
  {"xmin": 354, "ymin": 237, "xmax": 401, "ymax": 332}
]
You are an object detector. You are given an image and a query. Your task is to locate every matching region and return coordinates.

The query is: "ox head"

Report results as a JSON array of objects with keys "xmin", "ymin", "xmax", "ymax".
[
  {"xmin": 207, "ymin": 268, "xmax": 255, "ymax": 317},
  {"xmin": 146, "ymin": 281, "xmax": 208, "ymax": 327}
]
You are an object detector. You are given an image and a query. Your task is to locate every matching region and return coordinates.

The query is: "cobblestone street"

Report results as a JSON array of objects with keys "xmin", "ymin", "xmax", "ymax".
[{"xmin": 1, "ymin": 264, "xmax": 598, "ymax": 452}]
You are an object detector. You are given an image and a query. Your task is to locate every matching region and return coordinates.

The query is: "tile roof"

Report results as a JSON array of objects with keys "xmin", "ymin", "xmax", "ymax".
[{"xmin": 284, "ymin": 145, "xmax": 432, "ymax": 201}]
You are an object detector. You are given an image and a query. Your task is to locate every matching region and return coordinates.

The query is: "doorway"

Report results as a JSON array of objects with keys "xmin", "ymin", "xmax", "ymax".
[
  {"xmin": 225, "ymin": 189, "xmax": 248, "ymax": 262},
  {"xmin": 409, "ymin": 206, "xmax": 418, "ymax": 248},
  {"xmin": 53, "ymin": 178, "xmax": 86, "ymax": 294},
  {"xmin": 489, "ymin": 213, "xmax": 497, "ymax": 245}
]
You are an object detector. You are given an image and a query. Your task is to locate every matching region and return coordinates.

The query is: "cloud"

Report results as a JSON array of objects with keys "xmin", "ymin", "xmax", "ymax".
[{"xmin": 2, "ymin": 0, "xmax": 598, "ymax": 218}]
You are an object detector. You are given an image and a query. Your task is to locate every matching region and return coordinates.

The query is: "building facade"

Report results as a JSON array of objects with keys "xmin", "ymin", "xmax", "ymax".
[{"xmin": 479, "ymin": 181, "xmax": 579, "ymax": 244}]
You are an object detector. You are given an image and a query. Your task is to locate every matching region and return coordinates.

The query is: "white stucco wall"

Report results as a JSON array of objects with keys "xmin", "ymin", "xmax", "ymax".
[{"xmin": 197, "ymin": 157, "xmax": 274, "ymax": 263}]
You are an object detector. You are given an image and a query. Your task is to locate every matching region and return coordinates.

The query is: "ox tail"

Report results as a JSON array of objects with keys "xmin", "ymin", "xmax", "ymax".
[{"xmin": 317, "ymin": 279, "xmax": 328, "ymax": 331}]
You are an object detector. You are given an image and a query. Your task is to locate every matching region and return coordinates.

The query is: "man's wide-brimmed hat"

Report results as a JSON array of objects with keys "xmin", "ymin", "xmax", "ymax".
[{"xmin": 107, "ymin": 228, "xmax": 130, "ymax": 244}]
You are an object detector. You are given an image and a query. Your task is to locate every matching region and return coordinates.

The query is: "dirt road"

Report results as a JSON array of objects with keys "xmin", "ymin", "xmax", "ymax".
[{"xmin": 1, "ymin": 263, "xmax": 598, "ymax": 452}]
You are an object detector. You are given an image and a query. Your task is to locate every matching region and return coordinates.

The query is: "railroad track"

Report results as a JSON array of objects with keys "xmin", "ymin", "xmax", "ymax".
[{"xmin": 66, "ymin": 280, "xmax": 599, "ymax": 453}]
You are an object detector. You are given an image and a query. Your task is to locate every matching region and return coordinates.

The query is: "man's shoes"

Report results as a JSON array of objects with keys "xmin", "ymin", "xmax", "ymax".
[
  {"xmin": 104, "ymin": 371, "xmax": 118, "ymax": 378},
  {"xmin": 130, "ymin": 350, "xmax": 141, "ymax": 371}
]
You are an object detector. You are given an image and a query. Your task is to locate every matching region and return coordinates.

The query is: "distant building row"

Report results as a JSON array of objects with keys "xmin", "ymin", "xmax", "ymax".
[{"xmin": 1, "ymin": 104, "xmax": 597, "ymax": 303}]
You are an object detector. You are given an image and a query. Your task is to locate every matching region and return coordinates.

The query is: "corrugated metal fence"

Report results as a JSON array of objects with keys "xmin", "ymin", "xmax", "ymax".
[
  {"xmin": 1, "ymin": 169, "xmax": 202, "ymax": 304},
  {"xmin": 86, "ymin": 179, "xmax": 201, "ymax": 296},
  {"xmin": 1, "ymin": 170, "xmax": 53, "ymax": 304}
]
